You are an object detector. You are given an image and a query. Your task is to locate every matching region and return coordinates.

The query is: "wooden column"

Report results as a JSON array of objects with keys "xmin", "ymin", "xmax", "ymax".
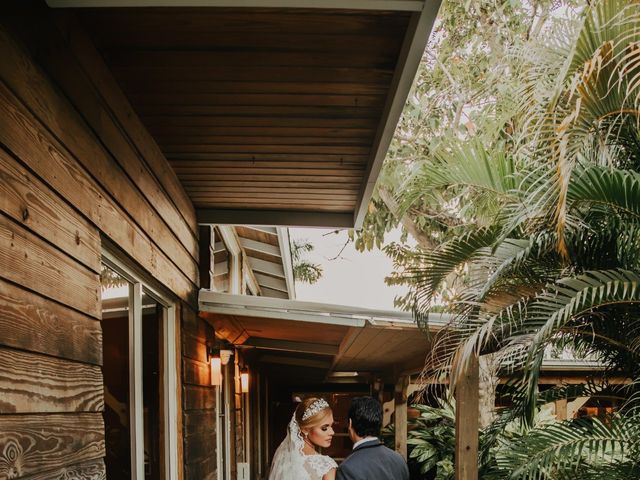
[
  {"xmin": 394, "ymin": 375, "xmax": 409, "ymax": 459},
  {"xmin": 198, "ymin": 225, "xmax": 214, "ymax": 290},
  {"xmin": 555, "ymin": 399, "xmax": 568, "ymax": 421},
  {"xmin": 455, "ymin": 354, "xmax": 479, "ymax": 480}
]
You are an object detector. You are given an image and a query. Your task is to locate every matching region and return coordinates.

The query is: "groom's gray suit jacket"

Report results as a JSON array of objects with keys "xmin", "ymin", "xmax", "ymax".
[{"xmin": 336, "ymin": 439, "xmax": 409, "ymax": 480}]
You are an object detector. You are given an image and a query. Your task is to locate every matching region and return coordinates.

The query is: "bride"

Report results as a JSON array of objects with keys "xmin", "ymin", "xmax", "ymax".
[{"xmin": 268, "ymin": 397, "xmax": 337, "ymax": 480}]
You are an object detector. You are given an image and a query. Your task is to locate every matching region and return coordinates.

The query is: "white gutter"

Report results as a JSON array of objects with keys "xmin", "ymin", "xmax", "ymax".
[
  {"xmin": 540, "ymin": 359, "xmax": 606, "ymax": 371},
  {"xmin": 199, "ymin": 290, "xmax": 450, "ymax": 328}
]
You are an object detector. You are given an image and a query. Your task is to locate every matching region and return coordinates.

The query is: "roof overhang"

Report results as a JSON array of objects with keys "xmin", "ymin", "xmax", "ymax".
[
  {"xmin": 46, "ymin": 0, "xmax": 441, "ymax": 229},
  {"xmin": 199, "ymin": 290, "xmax": 450, "ymax": 382}
]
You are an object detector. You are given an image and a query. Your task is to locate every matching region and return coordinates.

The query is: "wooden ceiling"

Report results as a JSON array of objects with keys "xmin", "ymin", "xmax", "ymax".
[
  {"xmin": 202, "ymin": 303, "xmax": 432, "ymax": 382},
  {"xmin": 71, "ymin": 4, "xmax": 436, "ymax": 227}
]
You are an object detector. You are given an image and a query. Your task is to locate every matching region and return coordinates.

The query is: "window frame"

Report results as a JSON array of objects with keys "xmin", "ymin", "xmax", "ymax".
[{"xmin": 102, "ymin": 249, "xmax": 179, "ymax": 480}]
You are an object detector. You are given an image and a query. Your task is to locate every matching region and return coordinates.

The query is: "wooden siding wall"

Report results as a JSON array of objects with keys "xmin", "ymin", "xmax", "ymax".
[
  {"xmin": 182, "ymin": 309, "xmax": 218, "ymax": 480},
  {"xmin": 0, "ymin": 11, "xmax": 215, "ymax": 480}
]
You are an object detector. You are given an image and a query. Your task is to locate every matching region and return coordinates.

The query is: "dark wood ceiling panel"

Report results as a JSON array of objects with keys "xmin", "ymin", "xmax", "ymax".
[{"xmin": 80, "ymin": 7, "xmax": 412, "ymax": 214}]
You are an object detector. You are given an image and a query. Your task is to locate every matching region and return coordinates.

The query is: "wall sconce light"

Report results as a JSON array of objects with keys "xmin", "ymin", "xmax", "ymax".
[
  {"xmin": 207, "ymin": 347, "xmax": 222, "ymax": 387},
  {"xmin": 207, "ymin": 347, "xmax": 234, "ymax": 387},
  {"xmin": 240, "ymin": 367, "xmax": 249, "ymax": 394}
]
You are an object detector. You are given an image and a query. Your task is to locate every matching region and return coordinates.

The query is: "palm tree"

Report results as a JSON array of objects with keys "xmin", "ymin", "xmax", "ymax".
[{"xmin": 392, "ymin": 0, "xmax": 640, "ymax": 477}]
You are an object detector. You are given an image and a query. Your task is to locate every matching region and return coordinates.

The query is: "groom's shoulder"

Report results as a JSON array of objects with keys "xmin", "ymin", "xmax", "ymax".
[
  {"xmin": 347, "ymin": 442, "xmax": 401, "ymax": 462},
  {"xmin": 379, "ymin": 444, "xmax": 406, "ymax": 461}
]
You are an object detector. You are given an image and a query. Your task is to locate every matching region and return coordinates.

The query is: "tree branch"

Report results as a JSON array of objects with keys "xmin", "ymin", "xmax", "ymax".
[{"xmin": 377, "ymin": 187, "xmax": 437, "ymax": 250}]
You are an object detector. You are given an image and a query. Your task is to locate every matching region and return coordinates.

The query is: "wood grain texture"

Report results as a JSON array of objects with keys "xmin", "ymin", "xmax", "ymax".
[
  {"xmin": 0, "ymin": 279, "xmax": 102, "ymax": 365},
  {"xmin": 182, "ymin": 357, "xmax": 211, "ymax": 387},
  {"xmin": 0, "ymin": 148, "xmax": 101, "ymax": 273},
  {"xmin": 55, "ymin": 14, "xmax": 197, "ymax": 238},
  {"xmin": 0, "ymin": 347, "xmax": 103, "ymax": 414},
  {"xmin": 184, "ymin": 455, "xmax": 216, "ymax": 480},
  {"xmin": 184, "ymin": 410, "xmax": 217, "ymax": 438},
  {"xmin": 181, "ymin": 332, "xmax": 207, "ymax": 364},
  {"xmin": 0, "ymin": 413, "xmax": 105, "ymax": 479},
  {"xmin": 0, "ymin": 214, "xmax": 101, "ymax": 319},
  {"xmin": 0, "ymin": 25, "xmax": 198, "ymax": 287},
  {"xmin": 36, "ymin": 31, "xmax": 198, "ymax": 263},
  {"xmin": 74, "ymin": 8, "xmax": 411, "ymax": 216},
  {"xmin": 183, "ymin": 385, "xmax": 216, "ymax": 411},
  {"xmin": 184, "ymin": 429, "xmax": 217, "ymax": 465},
  {"xmin": 455, "ymin": 355, "xmax": 479, "ymax": 480},
  {"xmin": 0, "ymin": 81, "xmax": 195, "ymax": 304},
  {"xmin": 19, "ymin": 460, "xmax": 105, "ymax": 480}
]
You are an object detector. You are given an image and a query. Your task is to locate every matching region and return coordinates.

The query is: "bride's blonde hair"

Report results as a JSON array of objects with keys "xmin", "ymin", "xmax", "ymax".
[{"xmin": 295, "ymin": 397, "xmax": 331, "ymax": 430}]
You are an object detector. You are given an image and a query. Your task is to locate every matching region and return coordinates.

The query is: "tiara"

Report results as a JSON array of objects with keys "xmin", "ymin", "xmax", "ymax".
[{"xmin": 302, "ymin": 399, "xmax": 329, "ymax": 421}]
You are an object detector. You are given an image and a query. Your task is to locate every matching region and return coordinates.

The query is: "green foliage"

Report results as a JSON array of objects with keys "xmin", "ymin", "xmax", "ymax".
[
  {"xmin": 366, "ymin": 0, "xmax": 640, "ymax": 477},
  {"xmin": 407, "ymin": 400, "xmax": 457, "ymax": 479},
  {"xmin": 291, "ymin": 239, "xmax": 323, "ymax": 284}
]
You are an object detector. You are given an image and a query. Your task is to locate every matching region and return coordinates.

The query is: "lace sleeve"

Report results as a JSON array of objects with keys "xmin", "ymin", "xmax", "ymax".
[{"xmin": 304, "ymin": 455, "xmax": 338, "ymax": 480}]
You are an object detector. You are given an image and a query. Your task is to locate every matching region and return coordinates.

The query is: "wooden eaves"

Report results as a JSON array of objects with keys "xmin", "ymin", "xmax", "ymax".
[{"xmin": 46, "ymin": 0, "xmax": 442, "ymax": 229}]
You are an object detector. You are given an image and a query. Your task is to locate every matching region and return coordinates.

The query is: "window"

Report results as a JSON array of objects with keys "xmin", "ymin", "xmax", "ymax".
[{"xmin": 101, "ymin": 252, "xmax": 178, "ymax": 480}]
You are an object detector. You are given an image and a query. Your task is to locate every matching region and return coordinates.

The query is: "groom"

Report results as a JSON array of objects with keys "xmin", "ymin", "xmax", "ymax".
[{"xmin": 337, "ymin": 396, "xmax": 409, "ymax": 480}]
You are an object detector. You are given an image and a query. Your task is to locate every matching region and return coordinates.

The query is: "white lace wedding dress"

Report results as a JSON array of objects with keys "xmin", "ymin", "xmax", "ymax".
[{"xmin": 268, "ymin": 414, "xmax": 337, "ymax": 480}]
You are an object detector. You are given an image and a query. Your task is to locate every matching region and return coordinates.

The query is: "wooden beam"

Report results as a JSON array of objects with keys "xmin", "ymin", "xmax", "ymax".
[
  {"xmin": 243, "ymin": 257, "xmax": 262, "ymax": 296},
  {"xmin": 197, "ymin": 208, "xmax": 354, "ymax": 228},
  {"xmin": 217, "ymin": 226, "xmax": 242, "ymax": 294},
  {"xmin": 46, "ymin": 0, "xmax": 425, "ymax": 11},
  {"xmin": 238, "ymin": 238, "xmax": 281, "ymax": 257},
  {"xmin": 253, "ymin": 273, "xmax": 287, "ymax": 293},
  {"xmin": 242, "ymin": 337, "xmax": 339, "ymax": 355},
  {"xmin": 394, "ymin": 375, "xmax": 409, "ymax": 459},
  {"xmin": 258, "ymin": 354, "xmax": 331, "ymax": 370},
  {"xmin": 354, "ymin": 0, "xmax": 441, "ymax": 227},
  {"xmin": 454, "ymin": 354, "xmax": 479, "ymax": 480},
  {"xmin": 259, "ymin": 287, "xmax": 289, "ymax": 299},
  {"xmin": 246, "ymin": 257, "xmax": 285, "ymax": 278}
]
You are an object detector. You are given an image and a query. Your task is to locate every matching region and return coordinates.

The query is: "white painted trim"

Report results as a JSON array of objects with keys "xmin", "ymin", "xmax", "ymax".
[
  {"xmin": 217, "ymin": 226, "xmax": 242, "ymax": 257},
  {"xmin": 239, "ymin": 237, "xmax": 281, "ymax": 257},
  {"xmin": 102, "ymin": 247, "xmax": 179, "ymax": 480},
  {"xmin": 206, "ymin": 303, "xmax": 366, "ymax": 327},
  {"xmin": 218, "ymin": 226, "xmax": 242, "ymax": 294},
  {"xmin": 199, "ymin": 290, "xmax": 451, "ymax": 328},
  {"xmin": 164, "ymin": 305, "xmax": 179, "ymax": 480},
  {"xmin": 198, "ymin": 209, "xmax": 353, "ymax": 228},
  {"xmin": 216, "ymin": 385, "xmax": 224, "ymax": 480},
  {"xmin": 243, "ymin": 259, "xmax": 262, "ymax": 296},
  {"xmin": 46, "ymin": 0, "xmax": 424, "ymax": 11},
  {"xmin": 224, "ymin": 364, "xmax": 233, "ymax": 480},
  {"xmin": 277, "ymin": 228, "xmax": 296, "ymax": 300},
  {"xmin": 246, "ymin": 257, "xmax": 285, "ymax": 278},
  {"xmin": 541, "ymin": 359, "xmax": 606, "ymax": 370},
  {"xmin": 354, "ymin": 0, "xmax": 441, "ymax": 228},
  {"xmin": 253, "ymin": 273, "xmax": 288, "ymax": 293},
  {"xmin": 130, "ymin": 282, "xmax": 145, "ymax": 480}
]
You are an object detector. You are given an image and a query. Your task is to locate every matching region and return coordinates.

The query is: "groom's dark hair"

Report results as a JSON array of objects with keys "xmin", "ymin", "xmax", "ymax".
[{"xmin": 348, "ymin": 396, "xmax": 382, "ymax": 437}]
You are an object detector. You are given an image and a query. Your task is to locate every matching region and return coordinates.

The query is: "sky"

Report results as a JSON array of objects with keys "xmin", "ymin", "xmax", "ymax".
[{"xmin": 288, "ymin": 227, "xmax": 410, "ymax": 311}]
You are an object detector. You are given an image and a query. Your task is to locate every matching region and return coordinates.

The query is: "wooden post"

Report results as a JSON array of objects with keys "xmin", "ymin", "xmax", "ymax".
[
  {"xmin": 555, "ymin": 399, "xmax": 568, "ymax": 421},
  {"xmin": 394, "ymin": 375, "xmax": 409, "ymax": 459},
  {"xmin": 455, "ymin": 354, "xmax": 479, "ymax": 480}
]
